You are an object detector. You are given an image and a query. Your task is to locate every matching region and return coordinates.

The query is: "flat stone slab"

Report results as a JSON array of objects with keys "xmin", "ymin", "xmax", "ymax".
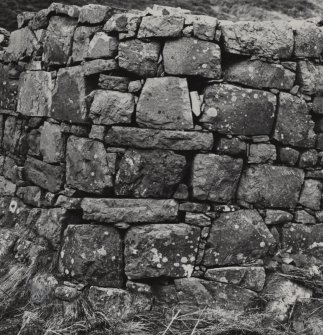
[
  {"xmin": 124, "ymin": 223, "xmax": 200, "ymax": 279},
  {"xmin": 115, "ymin": 149, "xmax": 186, "ymax": 198},
  {"xmin": 200, "ymin": 83, "xmax": 276, "ymax": 135},
  {"xmin": 137, "ymin": 16, "xmax": 184, "ymax": 38},
  {"xmin": 237, "ymin": 165, "xmax": 304, "ymax": 208},
  {"xmin": 59, "ymin": 224, "xmax": 123, "ymax": 287},
  {"xmin": 298, "ymin": 61, "xmax": 323, "ymax": 96},
  {"xmin": 203, "ymin": 210, "xmax": 275, "ymax": 267},
  {"xmin": 221, "ymin": 21, "xmax": 294, "ymax": 59},
  {"xmin": 105, "ymin": 127, "xmax": 214, "ymax": 151},
  {"xmin": 137, "ymin": 77, "xmax": 193, "ymax": 130},
  {"xmin": 163, "ymin": 37, "xmax": 221, "ymax": 79},
  {"xmin": 81, "ymin": 198, "xmax": 179, "ymax": 223},
  {"xmin": 191, "ymin": 154, "xmax": 243, "ymax": 203}
]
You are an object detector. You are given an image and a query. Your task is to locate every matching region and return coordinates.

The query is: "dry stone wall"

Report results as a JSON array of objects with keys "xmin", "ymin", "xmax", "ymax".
[{"xmin": 1, "ymin": 2, "xmax": 323, "ymax": 331}]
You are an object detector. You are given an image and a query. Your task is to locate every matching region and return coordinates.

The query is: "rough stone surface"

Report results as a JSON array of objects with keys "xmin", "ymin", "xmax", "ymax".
[
  {"xmin": 89, "ymin": 90, "xmax": 134, "ymax": 125},
  {"xmin": 43, "ymin": 16, "xmax": 77, "ymax": 66},
  {"xmin": 299, "ymin": 179, "xmax": 322, "ymax": 210},
  {"xmin": 215, "ymin": 137, "xmax": 247, "ymax": 156},
  {"xmin": 224, "ymin": 59, "xmax": 295, "ymax": 90},
  {"xmin": 87, "ymin": 32, "xmax": 118, "ymax": 60},
  {"xmin": 0, "ymin": 65, "xmax": 18, "ymax": 111},
  {"xmin": 0, "ymin": 228, "xmax": 17, "ymax": 262},
  {"xmin": 221, "ymin": 21, "xmax": 294, "ymax": 58},
  {"xmin": 137, "ymin": 77, "xmax": 193, "ymax": 130},
  {"xmin": 51, "ymin": 66, "xmax": 88, "ymax": 123},
  {"xmin": 265, "ymin": 210, "xmax": 293, "ymax": 225},
  {"xmin": 118, "ymin": 39, "xmax": 161, "ymax": 77},
  {"xmin": 138, "ymin": 16, "xmax": 184, "ymax": 38},
  {"xmin": 205, "ymin": 266, "xmax": 266, "ymax": 292},
  {"xmin": 125, "ymin": 223, "xmax": 200, "ymax": 279},
  {"xmin": 200, "ymin": 84, "xmax": 276, "ymax": 135},
  {"xmin": 248, "ymin": 143, "xmax": 276, "ymax": 164},
  {"xmin": 40, "ymin": 122, "xmax": 64, "ymax": 163},
  {"xmin": 163, "ymin": 38, "xmax": 221, "ymax": 79},
  {"xmin": 299, "ymin": 149, "xmax": 318, "ymax": 168},
  {"xmin": 115, "ymin": 149, "xmax": 186, "ymax": 198},
  {"xmin": 105, "ymin": 127, "xmax": 214, "ymax": 151},
  {"xmin": 24, "ymin": 156, "xmax": 64, "ymax": 193},
  {"xmin": 237, "ymin": 165, "xmax": 304, "ymax": 208},
  {"xmin": 104, "ymin": 13, "xmax": 142, "ymax": 39},
  {"xmin": 274, "ymin": 93, "xmax": 316, "ymax": 148},
  {"xmin": 81, "ymin": 198, "xmax": 178, "ymax": 223},
  {"xmin": 203, "ymin": 210, "xmax": 275, "ymax": 267},
  {"xmin": 66, "ymin": 136, "xmax": 115, "ymax": 194},
  {"xmin": 72, "ymin": 26, "xmax": 99, "ymax": 63},
  {"xmin": 17, "ymin": 71, "xmax": 52, "ymax": 117},
  {"xmin": 98, "ymin": 75, "xmax": 130, "ymax": 92},
  {"xmin": 278, "ymin": 147, "xmax": 300, "ymax": 166},
  {"xmin": 59, "ymin": 225, "xmax": 123, "ymax": 287},
  {"xmin": 191, "ymin": 154, "xmax": 243, "ymax": 203},
  {"xmin": 298, "ymin": 61, "xmax": 323, "ymax": 96}
]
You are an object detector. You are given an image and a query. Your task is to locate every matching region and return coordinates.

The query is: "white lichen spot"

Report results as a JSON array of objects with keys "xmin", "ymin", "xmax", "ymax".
[
  {"xmin": 9, "ymin": 200, "xmax": 18, "ymax": 213},
  {"xmin": 162, "ymin": 257, "xmax": 168, "ymax": 263},
  {"xmin": 174, "ymin": 263, "xmax": 180, "ymax": 267},
  {"xmin": 97, "ymin": 246, "xmax": 107, "ymax": 256},
  {"xmin": 157, "ymin": 263, "xmax": 162, "ymax": 268},
  {"xmin": 181, "ymin": 257, "xmax": 188, "ymax": 264},
  {"xmin": 260, "ymin": 241, "xmax": 266, "ymax": 248},
  {"xmin": 182, "ymin": 264, "xmax": 194, "ymax": 277},
  {"xmin": 65, "ymin": 269, "xmax": 69, "ymax": 275}
]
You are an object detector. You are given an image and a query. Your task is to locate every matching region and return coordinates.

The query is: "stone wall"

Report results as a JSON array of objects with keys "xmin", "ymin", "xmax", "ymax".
[{"xmin": 1, "ymin": 3, "xmax": 323, "ymax": 331}]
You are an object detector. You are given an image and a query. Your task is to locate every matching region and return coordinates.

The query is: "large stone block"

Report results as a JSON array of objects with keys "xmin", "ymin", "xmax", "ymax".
[
  {"xmin": 24, "ymin": 156, "xmax": 64, "ymax": 193},
  {"xmin": 137, "ymin": 16, "xmax": 184, "ymax": 38},
  {"xmin": 292, "ymin": 21, "xmax": 323, "ymax": 58},
  {"xmin": 137, "ymin": 77, "xmax": 193, "ymax": 130},
  {"xmin": 59, "ymin": 225, "xmax": 123, "ymax": 287},
  {"xmin": 125, "ymin": 223, "xmax": 200, "ymax": 279},
  {"xmin": 200, "ymin": 84, "xmax": 276, "ymax": 135},
  {"xmin": 274, "ymin": 93, "xmax": 316, "ymax": 148},
  {"xmin": 191, "ymin": 154, "xmax": 243, "ymax": 203},
  {"xmin": 203, "ymin": 210, "xmax": 275, "ymax": 267},
  {"xmin": 2, "ymin": 117, "xmax": 27, "ymax": 156},
  {"xmin": 104, "ymin": 13, "xmax": 142, "ymax": 39},
  {"xmin": 282, "ymin": 224, "xmax": 323, "ymax": 262},
  {"xmin": 237, "ymin": 165, "xmax": 304, "ymax": 208},
  {"xmin": 0, "ymin": 177, "xmax": 16, "ymax": 196},
  {"xmin": 118, "ymin": 39, "xmax": 161, "ymax": 77},
  {"xmin": 163, "ymin": 37, "xmax": 221, "ymax": 79},
  {"xmin": 0, "ymin": 197, "xmax": 30, "ymax": 229},
  {"xmin": 66, "ymin": 136, "xmax": 115, "ymax": 194},
  {"xmin": 298, "ymin": 61, "xmax": 323, "ymax": 95},
  {"xmin": 174, "ymin": 278, "xmax": 258, "ymax": 313},
  {"xmin": 81, "ymin": 198, "xmax": 178, "ymax": 223},
  {"xmin": 43, "ymin": 16, "xmax": 77, "ymax": 66},
  {"xmin": 87, "ymin": 32, "xmax": 118, "ymax": 60},
  {"xmin": 51, "ymin": 66, "xmax": 88, "ymax": 123},
  {"xmin": 105, "ymin": 126, "xmax": 214, "ymax": 151},
  {"xmin": 79, "ymin": 4, "xmax": 117, "ymax": 24},
  {"xmin": 0, "ymin": 65, "xmax": 18, "ymax": 111},
  {"xmin": 115, "ymin": 149, "xmax": 186, "ymax": 198},
  {"xmin": 224, "ymin": 59, "xmax": 295, "ymax": 90},
  {"xmin": 40, "ymin": 122, "xmax": 65, "ymax": 163},
  {"xmin": 221, "ymin": 21, "xmax": 294, "ymax": 59},
  {"xmin": 17, "ymin": 71, "xmax": 52, "ymax": 117},
  {"xmin": 89, "ymin": 90, "xmax": 134, "ymax": 125},
  {"xmin": 72, "ymin": 26, "xmax": 99, "ymax": 63},
  {"xmin": 4, "ymin": 27, "xmax": 38, "ymax": 62},
  {"xmin": 299, "ymin": 179, "xmax": 322, "ymax": 211}
]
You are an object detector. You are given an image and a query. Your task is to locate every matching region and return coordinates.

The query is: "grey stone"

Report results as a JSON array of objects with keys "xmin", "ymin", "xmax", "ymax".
[
  {"xmin": 278, "ymin": 147, "xmax": 299, "ymax": 166},
  {"xmin": 3, "ymin": 116, "xmax": 28, "ymax": 157},
  {"xmin": 59, "ymin": 225, "xmax": 123, "ymax": 287},
  {"xmin": 306, "ymin": 169, "xmax": 323, "ymax": 179},
  {"xmin": 294, "ymin": 210, "xmax": 316, "ymax": 224},
  {"xmin": 185, "ymin": 212, "xmax": 212, "ymax": 227},
  {"xmin": 51, "ymin": 66, "xmax": 88, "ymax": 123},
  {"xmin": 191, "ymin": 154, "xmax": 243, "ymax": 203},
  {"xmin": 105, "ymin": 126, "xmax": 213, "ymax": 151},
  {"xmin": 313, "ymin": 97, "xmax": 323, "ymax": 114},
  {"xmin": 299, "ymin": 179, "xmax": 322, "ymax": 210},
  {"xmin": 0, "ymin": 27, "xmax": 10, "ymax": 48},
  {"xmin": 291, "ymin": 21, "xmax": 323, "ymax": 58},
  {"xmin": 87, "ymin": 32, "xmax": 118, "ymax": 59},
  {"xmin": 118, "ymin": 39, "xmax": 161, "ymax": 77},
  {"xmin": 83, "ymin": 59, "xmax": 118, "ymax": 76},
  {"xmin": 81, "ymin": 198, "xmax": 178, "ymax": 223},
  {"xmin": 0, "ymin": 65, "xmax": 18, "ymax": 111},
  {"xmin": 237, "ymin": 165, "xmax": 304, "ymax": 208},
  {"xmin": 200, "ymin": 84, "xmax": 276, "ymax": 135},
  {"xmin": 265, "ymin": 210, "xmax": 293, "ymax": 225},
  {"xmin": 248, "ymin": 143, "xmax": 276, "ymax": 164},
  {"xmin": 98, "ymin": 75, "xmax": 130, "ymax": 92},
  {"xmin": 221, "ymin": 21, "xmax": 294, "ymax": 59},
  {"xmin": 28, "ymin": 8, "xmax": 49, "ymax": 30},
  {"xmin": 40, "ymin": 122, "xmax": 65, "ymax": 163},
  {"xmin": 4, "ymin": 27, "xmax": 38, "ymax": 62},
  {"xmin": 115, "ymin": 149, "xmax": 186, "ymax": 198},
  {"xmin": 205, "ymin": 266, "xmax": 266, "ymax": 292},
  {"xmin": 298, "ymin": 61, "xmax": 323, "ymax": 95},
  {"xmin": 54, "ymin": 285, "xmax": 80, "ymax": 302},
  {"xmin": 104, "ymin": 13, "xmax": 142, "ymax": 39},
  {"xmin": 0, "ymin": 178, "xmax": 16, "ymax": 197},
  {"xmin": 29, "ymin": 274, "xmax": 58, "ymax": 305},
  {"xmin": 16, "ymin": 186, "xmax": 42, "ymax": 207},
  {"xmin": 89, "ymin": 90, "xmax": 134, "ymax": 125},
  {"xmin": 274, "ymin": 93, "xmax": 316, "ymax": 148},
  {"xmin": 43, "ymin": 16, "xmax": 77, "ymax": 66},
  {"xmin": 137, "ymin": 77, "xmax": 193, "ymax": 130},
  {"xmin": 17, "ymin": 71, "xmax": 52, "ymax": 117},
  {"xmin": 0, "ymin": 197, "xmax": 30, "ymax": 229},
  {"xmin": 191, "ymin": 15, "xmax": 218, "ymax": 40},
  {"xmin": 203, "ymin": 210, "xmax": 275, "ymax": 267},
  {"xmin": 299, "ymin": 149, "xmax": 318, "ymax": 168},
  {"xmin": 0, "ymin": 228, "xmax": 18, "ymax": 262},
  {"xmin": 163, "ymin": 38, "xmax": 221, "ymax": 79},
  {"xmin": 24, "ymin": 156, "xmax": 64, "ymax": 193},
  {"xmin": 72, "ymin": 26, "xmax": 99, "ymax": 63},
  {"xmin": 47, "ymin": 3, "xmax": 80, "ymax": 18},
  {"xmin": 78, "ymin": 4, "xmax": 116, "ymax": 24},
  {"xmin": 125, "ymin": 223, "xmax": 200, "ymax": 279},
  {"xmin": 224, "ymin": 59, "xmax": 295, "ymax": 90},
  {"xmin": 215, "ymin": 137, "xmax": 247, "ymax": 156},
  {"xmin": 66, "ymin": 136, "xmax": 116, "ymax": 194},
  {"xmin": 137, "ymin": 16, "xmax": 184, "ymax": 38},
  {"xmin": 89, "ymin": 125, "xmax": 105, "ymax": 141}
]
